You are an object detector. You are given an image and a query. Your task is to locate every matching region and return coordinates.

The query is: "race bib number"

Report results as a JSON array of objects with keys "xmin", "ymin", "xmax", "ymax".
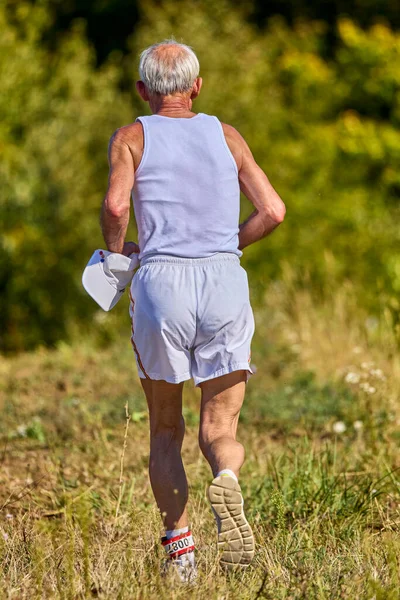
[{"xmin": 162, "ymin": 532, "xmax": 194, "ymax": 557}]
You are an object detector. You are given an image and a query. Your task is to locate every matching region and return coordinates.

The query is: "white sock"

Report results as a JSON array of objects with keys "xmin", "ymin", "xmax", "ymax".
[
  {"xmin": 216, "ymin": 468, "xmax": 238, "ymax": 483},
  {"xmin": 165, "ymin": 525, "xmax": 189, "ymax": 540}
]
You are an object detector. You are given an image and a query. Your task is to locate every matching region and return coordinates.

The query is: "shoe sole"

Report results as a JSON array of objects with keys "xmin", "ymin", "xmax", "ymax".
[{"xmin": 208, "ymin": 475, "xmax": 255, "ymax": 568}]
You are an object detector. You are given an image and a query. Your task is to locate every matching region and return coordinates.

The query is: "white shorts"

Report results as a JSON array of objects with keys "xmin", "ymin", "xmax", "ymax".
[{"xmin": 128, "ymin": 254, "xmax": 255, "ymax": 386}]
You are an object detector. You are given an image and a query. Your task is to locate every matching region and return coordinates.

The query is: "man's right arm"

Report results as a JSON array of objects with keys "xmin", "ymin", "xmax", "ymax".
[
  {"xmin": 100, "ymin": 123, "xmax": 143, "ymax": 256},
  {"xmin": 222, "ymin": 124, "xmax": 286, "ymax": 250}
]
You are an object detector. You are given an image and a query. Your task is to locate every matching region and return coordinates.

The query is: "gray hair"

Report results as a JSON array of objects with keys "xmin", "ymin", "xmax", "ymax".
[{"xmin": 139, "ymin": 39, "xmax": 200, "ymax": 96}]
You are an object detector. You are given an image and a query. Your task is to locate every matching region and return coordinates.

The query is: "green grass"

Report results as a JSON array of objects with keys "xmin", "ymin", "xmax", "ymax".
[{"xmin": 0, "ymin": 282, "xmax": 399, "ymax": 598}]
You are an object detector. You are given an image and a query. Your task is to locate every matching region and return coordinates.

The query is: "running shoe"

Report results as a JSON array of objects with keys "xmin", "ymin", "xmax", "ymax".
[{"xmin": 208, "ymin": 474, "xmax": 255, "ymax": 568}]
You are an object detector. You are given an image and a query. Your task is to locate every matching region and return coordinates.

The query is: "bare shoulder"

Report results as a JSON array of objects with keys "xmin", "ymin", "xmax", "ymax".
[
  {"xmin": 109, "ymin": 122, "xmax": 144, "ymax": 170},
  {"xmin": 221, "ymin": 122, "xmax": 245, "ymax": 141},
  {"xmin": 112, "ymin": 122, "xmax": 142, "ymax": 141},
  {"xmin": 220, "ymin": 122, "xmax": 252, "ymax": 171}
]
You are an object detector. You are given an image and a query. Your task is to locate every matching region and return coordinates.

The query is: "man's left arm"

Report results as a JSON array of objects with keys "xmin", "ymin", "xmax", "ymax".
[
  {"xmin": 221, "ymin": 123, "xmax": 285, "ymax": 250},
  {"xmin": 100, "ymin": 130, "xmax": 134, "ymax": 255}
]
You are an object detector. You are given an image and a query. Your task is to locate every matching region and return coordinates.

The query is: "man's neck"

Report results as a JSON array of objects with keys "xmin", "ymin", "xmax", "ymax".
[{"xmin": 149, "ymin": 94, "xmax": 195, "ymax": 118}]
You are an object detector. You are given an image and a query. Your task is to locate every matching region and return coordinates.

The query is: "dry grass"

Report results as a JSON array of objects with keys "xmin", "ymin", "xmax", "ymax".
[{"xmin": 0, "ymin": 280, "xmax": 399, "ymax": 599}]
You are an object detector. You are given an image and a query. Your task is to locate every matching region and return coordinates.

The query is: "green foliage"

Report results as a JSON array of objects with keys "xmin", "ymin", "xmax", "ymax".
[
  {"xmin": 0, "ymin": 2, "xmax": 132, "ymax": 351},
  {"xmin": 1, "ymin": 0, "xmax": 400, "ymax": 351}
]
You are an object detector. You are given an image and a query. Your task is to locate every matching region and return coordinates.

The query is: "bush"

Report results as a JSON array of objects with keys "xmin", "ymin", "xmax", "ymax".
[{"xmin": 1, "ymin": 0, "xmax": 400, "ymax": 352}]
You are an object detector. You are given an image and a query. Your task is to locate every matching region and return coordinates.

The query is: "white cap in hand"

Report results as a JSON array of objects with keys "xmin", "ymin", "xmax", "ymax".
[{"xmin": 82, "ymin": 249, "xmax": 139, "ymax": 311}]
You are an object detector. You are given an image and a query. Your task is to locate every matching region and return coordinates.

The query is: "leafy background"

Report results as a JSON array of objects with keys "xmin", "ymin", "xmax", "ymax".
[{"xmin": 1, "ymin": 0, "xmax": 400, "ymax": 351}]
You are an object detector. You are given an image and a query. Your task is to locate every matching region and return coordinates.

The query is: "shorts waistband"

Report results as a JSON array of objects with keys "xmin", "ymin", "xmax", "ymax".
[{"xmin": 140, "ymin": 253, "xmax": 240, "ymax": 267}]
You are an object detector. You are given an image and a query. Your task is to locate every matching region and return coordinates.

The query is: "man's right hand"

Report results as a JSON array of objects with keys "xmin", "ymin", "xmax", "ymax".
[{"xmin": 121, "ymin": 241, "xmax": 140, "ymax": 256}]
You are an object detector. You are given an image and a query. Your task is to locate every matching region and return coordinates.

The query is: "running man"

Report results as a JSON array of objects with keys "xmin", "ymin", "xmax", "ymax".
[{"xmin": 100, "ymin": 40, "xmax": 285, "ymax": 581}]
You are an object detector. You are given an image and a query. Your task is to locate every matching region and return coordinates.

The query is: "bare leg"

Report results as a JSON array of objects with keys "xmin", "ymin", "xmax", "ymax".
[
  {"xmin": 141, "ymin": 379, "xmax": 188, "ymax": 531},
  {"xmin": 198, "ymin": 371, "xmax": 254, "ymax": 567},
  {"xmin": 198, "ymin": 371, "xmax": 247, "ymax": 479}
]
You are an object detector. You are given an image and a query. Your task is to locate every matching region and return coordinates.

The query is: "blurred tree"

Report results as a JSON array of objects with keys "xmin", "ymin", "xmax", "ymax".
[
  {"xmin": 1, "ymin": 0, "xmax": 400, "ymax": 352},
  {"xmin": 40, "ymin": 0, "xmax": 140, "ymax": 65},
  {"xmin": 0, "ymin": 2, "xmax": 132, "ymax": 351},
  {"xmin": 251, "ymin": 0, "xmax": 400, "ymax": 39},
  {"xmin": 18, "ymin": 0, "xmax": 400, "ymax": 68}
]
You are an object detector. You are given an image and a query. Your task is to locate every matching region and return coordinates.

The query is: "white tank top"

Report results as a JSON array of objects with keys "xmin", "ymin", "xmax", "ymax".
[{"xmin": 132, "ymin": 113, "xmax": 241, "ymax": 260}]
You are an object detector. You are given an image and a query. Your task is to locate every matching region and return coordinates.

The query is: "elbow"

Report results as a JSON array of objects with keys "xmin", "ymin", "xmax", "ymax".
[
  {"xmin": 274, "ymin": 202, "xmax": 286, "ymax": 224},
  {"xmin": 262, "ymin": 201, "xmax": 286, "ymax": 228},
  {"xmin": 102, "ymin": 201, "xmax": 129, "ymax": 220}
]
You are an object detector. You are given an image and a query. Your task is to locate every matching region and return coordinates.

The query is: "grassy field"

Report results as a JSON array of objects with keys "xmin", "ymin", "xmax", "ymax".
[{"xmin": 1, "ymin": 280, "xmax": 399, "ymax": 599}]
